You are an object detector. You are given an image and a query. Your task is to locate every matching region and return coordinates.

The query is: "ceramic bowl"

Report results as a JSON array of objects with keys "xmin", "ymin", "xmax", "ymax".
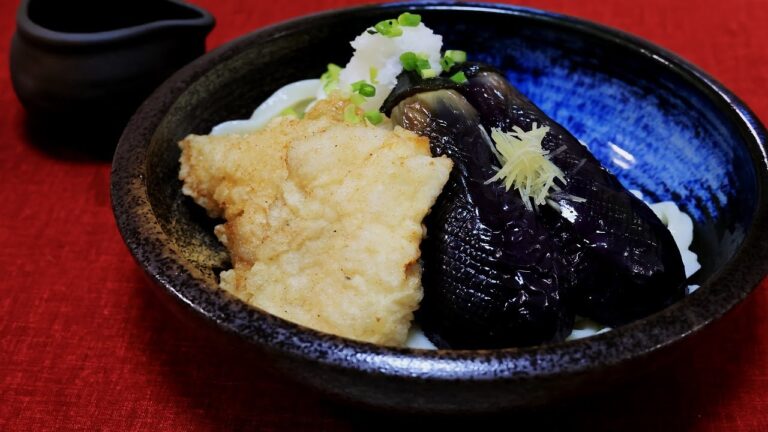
[{"xmin": 111, "ymin": 3, "xmax": 768, "ymax": 412}]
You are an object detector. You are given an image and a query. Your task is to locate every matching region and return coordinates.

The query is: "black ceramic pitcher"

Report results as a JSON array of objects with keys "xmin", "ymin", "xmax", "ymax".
[{"xmin": 10, "ymin": 0, "xmax": 214, "ymax": 156}]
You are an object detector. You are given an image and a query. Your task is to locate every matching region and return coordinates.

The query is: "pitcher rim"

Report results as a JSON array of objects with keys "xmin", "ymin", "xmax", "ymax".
[{"xmin": 15, "ymin": 0, "xmax": 215, "ymax": 46}]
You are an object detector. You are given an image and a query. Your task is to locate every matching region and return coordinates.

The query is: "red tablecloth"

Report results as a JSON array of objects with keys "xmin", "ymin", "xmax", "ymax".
[{"xmin": 1, "ymin": 0, "xmax": 766, "ymax": 430}]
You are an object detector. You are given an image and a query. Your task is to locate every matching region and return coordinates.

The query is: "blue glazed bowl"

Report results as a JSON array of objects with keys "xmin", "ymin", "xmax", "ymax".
[{"xmin": 111, "ymin": 3, "xmax": 768, "ymax": 412}]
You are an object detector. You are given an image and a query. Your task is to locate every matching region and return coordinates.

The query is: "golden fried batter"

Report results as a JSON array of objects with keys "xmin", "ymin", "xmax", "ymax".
[{"xmin": 179, "ymin": 100, "xmax": 451, "ymax": 346}]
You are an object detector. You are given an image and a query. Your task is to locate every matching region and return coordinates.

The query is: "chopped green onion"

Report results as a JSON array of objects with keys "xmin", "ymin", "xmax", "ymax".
[
  {"xmin": 359, "ymin": 84, "xmax": 376, "ymax": 97},
  {"xmin": 401, "ymin": 51, "xmax": 432, "ymax": 72},
  {"xmin": 374, "ymin": 19, "xmax": 403, "ymax": 37},
  {"xmin": 397, "ymin": 12, "xmax": 421, "ymax": 27},
  {"xmin": 445, "ymin": 50, "xmax": 467, "ymax": 63},
  {"xmin": 279, "ymin": 107, "xmax": 298, "ymax": 118},
  {"xmin": 351, "ymin": 80, "xmax": 376, "ymax": 97},
  {"xmin": 440, "ymin": 50, "xmax": 468, "ymax": 72},
  {"xmin": 369, "ymin": 67, "xmax": 379, "ymax": 84},
  {"xmin": 349, "ymin": 93, "xmax": 366, "ymax": 106},
  {"xmin": 415, "ymin": 57, "xmax": 431, "ymax": 70},
  {"xmin": 419, "ymin": 68, "xmax": 439, "ymax": 79},
  {"xmin": 449, "ymin": 71, "xmax": 468, "ymax": 84},
  {"xmin": 320, "ymin": 63, "xmax": 342, "ymax": 93},
  {"xmin": 344, "ymin": 104, "xmax": 361, "ymax": 123},
  {"xmin": 364, "ymin": 110, "xmax": 383, "ymax": 125},
  {"xmin": 400, "ymin": 51, "xmax": 418, "ymax": 71},
  {"xmin": 440, "ymin": 55, "xmax": 455, "ymax": 72}
]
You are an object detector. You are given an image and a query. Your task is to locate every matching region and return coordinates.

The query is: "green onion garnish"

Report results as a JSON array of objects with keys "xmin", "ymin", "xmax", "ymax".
[
  {"xmin": 344, "ymin": 104, "xmax": 361, "ymax": 123},
  {"xmin": 320, "ymin": 63, "xmax": 342, "ymax": 93},
  {"xmin": 415, "ymin": 57, "xmax": 431, "ymax": 70},
  {"xmin": 445, "ymin": 50, "xmax": 467, "ymax": 63},
  {"xmin": 359, "ymin": 83, "xmax": 376, "ymax": 97},
  {"xmin": 397, "ymin": 12, "xmax": 421, "ymax": 27},
  {"xmin": 401, "ymin": 52, "xmax": 432, "ymax": 72},
  {"xmin": 351, "ymin": 80, "xmax": 376, "ymax": 97},
  {"xmin": 349, "ymin": 93, "xmax": 366, "ymax": 106},
  {"xmin": 400, "ymin": 51, "xmax": 418, "ymax": 71},
  {"xmin": 440, "ymin": 55, "xmax": 455, "ymax": 72},
  {"xmin": 369, "ymin": 67, "xmax": 379, "ymax": 84},
  {"xmin": 364, "ymin": 110, "xmax": 384, "ymax": 125},
  {"xmin": 440, "ymin": 50, "xmax": 467, "ymax": 72},
  {"xmin": 279, "ymin": 107, "xmax": 298, "ymax": 118},
  {"xmin": 449, "ymin": 71, "xmax": 468, "ymax": 84},
  {"xmin": 419, "ymin": 68, "xmax": 438, "ymax": 79},
  {"xmin": 374, "ymin": 19, "xmax": 403, "ymax": 37}
]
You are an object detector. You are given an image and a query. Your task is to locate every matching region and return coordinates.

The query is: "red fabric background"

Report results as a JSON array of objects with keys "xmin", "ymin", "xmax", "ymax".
[{"xmin": 1, "ymin": 0, "xmax": 767, "ymax": 430}]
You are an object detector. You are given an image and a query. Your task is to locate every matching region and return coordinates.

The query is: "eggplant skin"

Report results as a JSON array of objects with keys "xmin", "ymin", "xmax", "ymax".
[
  {"xmin": 381, "ymin": 71, "xmax": 460, "ymax": 115},
  {"xmin": 392, "ymin": 90, "xmax": 574, "ymax": 349},
  {"xmin": 455, "ymin": 65, "xmax": 686, "ymax": 327}
]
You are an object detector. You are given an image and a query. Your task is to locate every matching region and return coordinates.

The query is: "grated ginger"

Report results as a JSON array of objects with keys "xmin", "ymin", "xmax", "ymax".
[{"xmin": 486, "ymin": 123, "xmax": 566, "ymax": 210}]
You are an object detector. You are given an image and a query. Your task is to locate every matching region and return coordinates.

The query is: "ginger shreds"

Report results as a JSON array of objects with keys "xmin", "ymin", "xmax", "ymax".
[{"xmin": 485, "ymin": 123, "xmax": 566, "ymax": 210}]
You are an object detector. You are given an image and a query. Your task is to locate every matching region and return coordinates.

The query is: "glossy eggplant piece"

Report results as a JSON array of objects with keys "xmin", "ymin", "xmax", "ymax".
[
  {"xmin": 453, "ymin": 64, "xmax": 686, "ymax": 326},
  {"xmin": 391, "ymin": 90, "xmax": 574, "ymax": 349},
  {"xmin": 381, "ymin": 72, "xmax": 459, "ymax": 115}
]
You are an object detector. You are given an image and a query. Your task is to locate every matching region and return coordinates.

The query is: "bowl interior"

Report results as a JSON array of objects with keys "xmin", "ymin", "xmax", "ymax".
[{"xmin": 144, "ymin": 6, "xmax": 758, "ymax": 301}]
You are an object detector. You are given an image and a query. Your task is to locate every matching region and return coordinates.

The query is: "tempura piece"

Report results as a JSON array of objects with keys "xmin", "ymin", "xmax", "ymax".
[{"xmin": 179, "ymin": 99, "xmax": 452, "ymax": 346}]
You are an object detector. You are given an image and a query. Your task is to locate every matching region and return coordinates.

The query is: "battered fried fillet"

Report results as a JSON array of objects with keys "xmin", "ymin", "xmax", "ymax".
[{"xmin": 179, "ymin": 100, "xmax": 452, "ymax": 346}]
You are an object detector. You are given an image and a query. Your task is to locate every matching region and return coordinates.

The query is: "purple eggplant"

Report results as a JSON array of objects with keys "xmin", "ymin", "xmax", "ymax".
[
  {"xmin": 391, "ymin": 89, "xmax": 574, "ymax": 349},
  {"xmin": 450, "ymin": 64, "xmax": 686, "ymax": 326}
]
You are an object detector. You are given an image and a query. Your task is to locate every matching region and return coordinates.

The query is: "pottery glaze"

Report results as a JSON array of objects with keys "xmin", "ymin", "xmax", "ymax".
[
  {"xmin": 10, "ymin": 0, "xmax": 214, "ymax": 153},
  {"xmin": 110, "ymin": 3, "xmax": 768, "ymax": 412}
]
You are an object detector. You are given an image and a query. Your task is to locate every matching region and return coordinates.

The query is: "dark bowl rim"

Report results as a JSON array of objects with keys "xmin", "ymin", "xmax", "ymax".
[
  {"xmin": 15, "ymin": 0, "xmax": 215, "ymax": 47},
  {"xmin": 111, "ymin": 1, "xmax": 768, "ymax": 381}
]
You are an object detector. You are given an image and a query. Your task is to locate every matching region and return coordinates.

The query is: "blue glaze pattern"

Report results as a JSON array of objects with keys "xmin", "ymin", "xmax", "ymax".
[
  {"xmin": 110, "ymin": 3, "xmax": 768, "ymax": 412},
  {"xmin": 441, "ymin": 27, "xmax": 754, "ymax": 225},
  {"xmin": 430, "ymin": 15, "xmax": 760, "ymax": 278}
]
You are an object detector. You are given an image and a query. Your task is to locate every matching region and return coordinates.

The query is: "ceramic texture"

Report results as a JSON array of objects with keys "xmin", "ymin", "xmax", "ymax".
[
  {"xmin": 10, "ymin": 0, "xmax": 214, "ymax": 151},
  {"xmin": 111, "ymin": 3, "xmax": 768, "ymax": 412}
]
